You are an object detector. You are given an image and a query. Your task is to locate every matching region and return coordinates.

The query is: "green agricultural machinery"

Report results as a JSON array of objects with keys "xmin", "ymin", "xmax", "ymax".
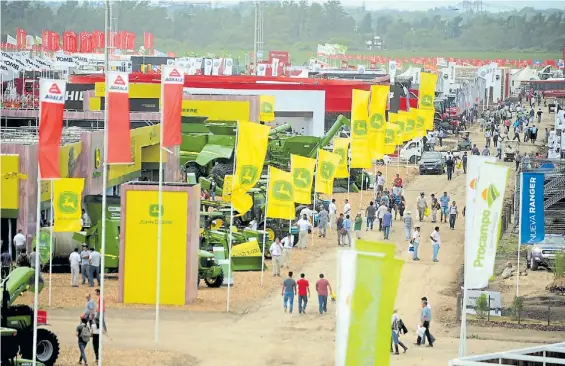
[
  {"xmin": 1, "ymin": 327, "xmax": 44, "ymax": 366},
  {"xmin": 1, "ymin": 268, "xmax": 59, "ymax": 366}
]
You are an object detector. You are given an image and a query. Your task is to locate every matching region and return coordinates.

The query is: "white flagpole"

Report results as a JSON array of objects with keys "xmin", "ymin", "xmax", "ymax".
[
  {"xmin": 98, "ymin": 1, "xmax": 111, "ymax": 363},
  {"xmin": 48, "ymin": 180, "xmax": 54, "ymax": 306},
  {"xmin": 311, "ymin": 149, "xmax": 319, "ymax": 246},
  {"xmin": 32, "ymin": 104, "xmax": 43, "ymax": 366},
  {"xmin": 346, "ymin": 147, "xmax": 351, "ymax": 200},
  {"xmin": 226, "ymin": 122, "xmax": 239, "ymax": 312},
  {"xmin": 260, "ymin": 166, "xmax": 271, "ymax": 287},
  {"xmin": 359, "ymin": 169, "xmax": 365, "ymax": 209},
  {"xmin": 517, "ymin": 172, "xmax": 524, "ymax": 297}
]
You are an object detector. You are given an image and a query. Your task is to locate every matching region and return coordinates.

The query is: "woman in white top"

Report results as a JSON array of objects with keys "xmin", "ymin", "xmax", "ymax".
[{"xmin": 449, "ymin": 201, "xmax": 458, "ymax": 230}]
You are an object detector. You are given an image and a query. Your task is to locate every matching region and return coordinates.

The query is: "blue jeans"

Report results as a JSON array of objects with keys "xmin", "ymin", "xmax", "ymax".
[
  {"xmin": 283, "ymin": 292, "xmax": 295, "ymax": 313},
  {"xmin": 78, "ymin": 341, "xmax": 87, "ymax": 363},
  {"xmin": 432, "ymin": 244, "xmax": 440, "ymax": 261},
  {"xmin": 298, "ymin": 295, "xmax": 308, "ymax": 313},
  {"xmin": 318, "ymin": 295, "xmax": 328, "ymax": 314},
  {"xmin": 383, "ymin": 226, "xmax": 391, "ymax": 239},
  {"xmin": 366, "ymin": 217, "xmax": 375, "ymax": 230},
  {"xmin": 404, "ymin": 227, "xmax": 412, "ymax": 240},
  {"xmin": 412, "ymin": 242, "xmax": 419, "ymax": 259},
  {"xmin": 392, "ymin": 331, "xmax": 399, "ymax": 345}
]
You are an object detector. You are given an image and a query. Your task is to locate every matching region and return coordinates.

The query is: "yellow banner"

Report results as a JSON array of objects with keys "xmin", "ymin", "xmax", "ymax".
[
  {"xmin": 396, "ymin": 111, "xmax": 408, "ymax": 144},
  {"xmin": 350, "ymin": 90, "xmax": 372, "ymax": 169},
  {"xmin": 412, "ymin": 108, "xmax": 426, "ymax": 138},
  {"xmin": 222, "ymin": 175, "xmax": 233, "ymax": 202},
  {"xmin": 315, "ymin": 149, "xmax": 341, "ymax": 195},
  {"xmin": 369, "ymin": 85, "xmax": 389, "ymax": 159},
  {"xmin": 232, "ymin": 240, "xmax": 262, "ymax": 257},
  {"xmin": 291, "ymin": 154, "xmax": 316, "ymax": 204},
  {"xmin": 383, "ymin": 123, "xmax": 397, "ymax": 155},
  {"xmin": 417, "ymin": 108, "xmax": 435, "ymax": 131},
  {"xmin": 404, "ymin": 110, "xmax": 416, "ymax": 141},
  {"xmin": 53, "ymin": 178, "xmax": 85, "ymax": 232},
  {"xmin": 1, "ymin": 155, "xmax": 21, "ymax": 213},
  {"xmin": 182, "ymin": 100, "xmax": 250, "ymax": 121},
  {"xmin": 419, "ymin": 72, "xmax": 438, "ymax": 110},
  {"xmin": 266, "ymin": 167, "xmax": 295, "ymax": 220},
  {"xmin": 40, "ymin": 141, "xmax": 83, "ymax": 203},
  {"xmin": 259, "ymin": 95, "xmax": 276, "ymax": 122},
  {"xmin": 232, "ymin": 121, "xmax": 271, "ymax": 215},
  {"xmin": 333, "ymin": 138, "xmax": 350, "ymax": 179}
]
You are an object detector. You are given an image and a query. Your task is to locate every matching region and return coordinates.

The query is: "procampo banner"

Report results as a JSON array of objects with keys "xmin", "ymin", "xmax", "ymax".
[
  {"xmin": 107, "ymin": 71, "xmax": 131, "ymax": 163},
  {"xmin": 314, "ymin": 149, "xmax": 341, "ymax": 195},
  {"xmin": 350, "ymin": 90, "xmax": 372, "ymax": 169},
  {"xmin": 419, "ymin": 72, "xmax": 438, "ymax": 110},
  {"xmin": 266, "ymin": 167, "xmax": 295, "ymax": 219},
  {"xmin": 291, "ymin": 154, "xmax": 316, "ymax": 204},
  {"xmin": 53, "ymin": 178, "xmax": 85, "ymax": 232},
  {"xmin": 466, "ymin": 162, "xmax": 509, "ymax": 289},
  {"xmin": 333, "ymin": 138, "xmax": 350, "ymax": 179},
  {"xmin": 38, "ymin": 79, "xmax": 66, "ymax": 178},
  {"xmin": 520, "ymin": 172, "xmax": 545, "ymax": 244}
]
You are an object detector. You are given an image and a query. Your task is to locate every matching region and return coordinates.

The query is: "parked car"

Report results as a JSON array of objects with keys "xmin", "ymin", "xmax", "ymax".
[
  {"xmin": 418, "ymin": 151, "xmax": 445, "ymax": 175},
  {"xmin": 526, "ymin": 234, "xmax": 565, "ymax": 271}
]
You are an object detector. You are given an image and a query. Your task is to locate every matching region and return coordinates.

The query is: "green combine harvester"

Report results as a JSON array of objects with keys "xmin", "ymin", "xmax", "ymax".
[{"xmin": 1, "ymin": 268, "xmax": 59, "ymax": 365}]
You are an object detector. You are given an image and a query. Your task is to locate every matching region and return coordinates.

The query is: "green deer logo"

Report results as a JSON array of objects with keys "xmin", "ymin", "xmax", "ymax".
[
  {"xmin": 320, "ymin": 161, "xmax": 336, "ymax": 180},
  {"xmin": 353, "ymin": 120, "xmax": 368, "ymax": 136},
  {"xmin": 239, "ymin": 165, "xmax": 259, "ymax": 185},
  {"xmin": 272, "ymin": 180, "xmax": 293, "ymax": 201},
  {"xmin": 58, "ymin": 191, "xmax": 79, "ymax": 214},
  {"xmin": 369, "ymin": 113, "xmax": 385, "ymax": 129},
  {"xmin": 292, "ymin": 168, "xmax": 312, "ymax": 189}
]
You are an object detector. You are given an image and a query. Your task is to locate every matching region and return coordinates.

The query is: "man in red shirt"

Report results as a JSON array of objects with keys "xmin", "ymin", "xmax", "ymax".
[
  {"xmin": 316, "ymin": 273, "xmax": 332, "ymax": 315},
  {"xmin": 296, "ymin": 273, "xmax": 310, "ymax": 314},
  {"xmin": 393, "ymin": 174, "xmax": 403, "ymax": 195}
]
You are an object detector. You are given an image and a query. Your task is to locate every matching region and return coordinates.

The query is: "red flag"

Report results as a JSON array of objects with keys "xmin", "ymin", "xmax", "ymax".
[
  {"xmin": 42, "ymin": 30, "xmax": 49, "ymax": 51},
  {"xmin": 126, "ymin": 32, "xmax": 135, "ymax": 51},
  {"xmin": 16, "ymin": 28, "xmax": 26, "ymax": 49},
  {"xmin": 144, "ymin": 32, "xmax": 153, "ymax": 53},
  {"xmin": 112, "ymin": 32, "xmax": 120, "ymax": 49},
  {"xmin": 68, "ymin": 31, "xmax": 78, "ymax": 53},
  {"xmin": 92, "ymin": 30, "xmax": 104, "ymax": 51},
  {"xmin": 107, "ymin": 72, "xmax": 131, "ymax": 163},
  {"xmin": 63, "ymin": 31, "xmax": 71, "ymax": 52},
  {"xmin": 161, "ymin": 66, "xmax": 184, "ymax": 147},
  {"xmin": 39, "ymin": 80, "xmax": 66, "ymax": 179},
  {"xmin": 119, "ymin": 31, "xmax": 127, "ymax": 50}
]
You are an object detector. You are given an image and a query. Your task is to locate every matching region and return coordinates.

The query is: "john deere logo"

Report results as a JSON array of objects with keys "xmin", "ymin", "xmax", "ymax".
[
  {"xmin": 481, "ymin": 184, "xmax": 500, "ymax": 208},
  {"xmin": 149, "ymin": 204, "xmax": 163, "ymax": 217},
  {"xmin": 397, "ymin": 120, "xmax": 405, "ymax": 132},
  {"xmin": 272, "ymin": 180, "xmax": 293, "ymax": 201},
  {"xmin": 416, "ymin": 116, "xmax": 425, "ymax": 128},
  {"xmin": 370, "ymin": 113, "xmax": 384, "ymax": 129},
  {"xmin": 334, "ymin": 148, "xmax": 346, "ymax": 165},
  {"xmin": 353, "ymin": 120, "xmax": 368, "ymax": 136},
  {"xmin": 58, "ymin": 191, "xmax": 79, "ymax": 214},
  {"xmin": 406, "ymin": 118, "xmax": 415, "ymax": 132},
  {"xmin": 94, "ymin": 148, "xmax": 101, "ymax": 169},
  {"xmin": 385, "ymin": 130, "xmax": 395, "ymax": 144},
  {"xmin": 261, "ymin": 101, "xmax": 273, "ymax": 113},
  {"xmin": 421, "ymin": 94, "xmax": 433, "ymax": 107},
  {"xmin": 320, "ymin": 161, "xmax": 336, "ymax": 180},
  {"xmin": 239, "ymin": 165, "xmax": 259, "ymax": 185},
  {"xmin": 292, "ymin": 168, "xmax": 312, "ymax": 189}
]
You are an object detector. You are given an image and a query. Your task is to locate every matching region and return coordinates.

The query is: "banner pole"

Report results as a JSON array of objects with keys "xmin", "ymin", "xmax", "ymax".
[
  {"xmin": 32, "ymin": 171, "xmax": 42, "ymax": 366},
  {"xmin": 48, "ymin": 180, "xmax": 54, "ymax": 306},
  {"xmin": 226, "ymin": 122, "xmax": 239, "ymax": 312},
  {"xmin": 396, "ymin": 145, "xmax": 400, "ymax": 174},
  {"xmin": 311, "ymin": 148, "xmax": 319, "ymax": 246},
  {"xmin": 98, "ymin": 2, "xmax": 111, "ymax": 363},
  {"xmin": 260, "ymin": 166, "xmax": 271, "ymax": 287},
  {"xmin": 517, "ymin": 172, "xmax": 523, "ymax": 297},
  {"xmin": 347, "ymin": 147, "xmax": 351, "ymax": 201}
]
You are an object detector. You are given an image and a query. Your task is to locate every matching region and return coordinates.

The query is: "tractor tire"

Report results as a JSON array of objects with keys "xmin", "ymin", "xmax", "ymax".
[
  {"xmin": 185, "ymin": 162, "xmax": 203, "ymax": 181},
  {"xmin": 205, "ymin": 271, "xmax": 224, "ymax": 288},
  {"xmin": 210, "ymin": 162, "xmax": 234, "ymax": 186},
  {"xmin": 409, "ymin": 155, "xmax": 417, "ymax": 164},
  {"xmin": 20, "ymin": 328, "xmax": 60, "ymax": 366}
]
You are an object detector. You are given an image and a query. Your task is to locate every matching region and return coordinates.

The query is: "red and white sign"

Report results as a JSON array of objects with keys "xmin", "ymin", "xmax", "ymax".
[
  {"xmin": 107, "ymin": 72, "xmax": 131, "ymax": 163},
  {"xmin": 161, "ymin": 66, "xmax": 184, "ymax": 147},
  {"xmin": 39, "ymin": 79, "xmax": 66, "ymax": 178}
]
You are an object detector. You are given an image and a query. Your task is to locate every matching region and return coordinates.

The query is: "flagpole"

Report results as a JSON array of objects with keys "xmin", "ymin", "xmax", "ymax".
[
  {"xmin": 32, "ymin": 106, "xmax": 43, "ymax": 366},
  {"xmin": 359, "ymin": 169, "xmax": 364, "ymax": 209},
  {"xmin": 98, "ymin": 1, "xmax": 111, "ymax": 363},
  {"xmin": 396, "ymin": 144, "xmax": 400, "ymax": 174},
  {"xmin": 260, "ymin": 166, "xmax": 271, "ymax": 287},
  {"xmin": 517, "ymin": 172, "xmax": 523, "ymax": 297},
  {"xmin": 48, "ymin": 180, "xmax": 54, "ymax": 306},
  {"xmin": 226, "ymin": 122, "xmax": 239, "ymax": 312},
  {"xmin": 311, "ymin": 148, "xmax": 319, "ymax": 247},
  {"xmin": 346, "ymin": 147, "xmax": 351, "ymax": 201}
]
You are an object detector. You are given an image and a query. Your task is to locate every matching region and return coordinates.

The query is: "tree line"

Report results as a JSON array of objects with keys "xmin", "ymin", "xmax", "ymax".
[{"xmin": 2, "ymin": 0, "xmax": 564, "ymax": 55}]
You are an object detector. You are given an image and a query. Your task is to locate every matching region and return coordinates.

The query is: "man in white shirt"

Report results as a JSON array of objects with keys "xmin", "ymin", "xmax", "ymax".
[
  {"xmin": 89, "ymin": 249, "xmax": 102, "ymax": 287},
  {"xmin": 281, "ymin": 233, "xmax": 293, "ymax": 268},
  {"xmin": 69, "ymin": 248, "xmax": 81, "ymax": 287},
  {"xmin": 13, "ymin": 230, "xmax": 26, "ymax": 256},
  {"xmin": 300, "ymin": 206, "xmax": 313, "ymax": 223},
  {"xmin": 328, "ymin": 199, "xmax": 337, "ymax": 231},
  {"xmin": 430, "ymin": 226, "xmax": 441, "ymax": 262},
  {"xmin": 376, "ymin": 172, "xmax": 385, "ymax": 192},
  {"xmin": 377, "ymin": 203, "xmax": 388, "ymax": 231},
  {"xmin": 269, "ymin": 238, "xmax": 283, "ymax": 276},
  {"xmin": 295, "ymin": 215, "xmax": 312, "ymax": 249},
  {"xmin": 411, "ymin": 227, "xmax": 421, "ymax": 261},
  {"xmin": 343, "ymin": 199, "xmax": 351, "ymax": 217}
]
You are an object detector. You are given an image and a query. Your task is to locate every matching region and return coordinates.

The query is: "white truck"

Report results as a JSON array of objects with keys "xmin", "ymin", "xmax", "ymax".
[{"xmin": 399, "ymin": 137, "xmax": 463, "ymax": 163}]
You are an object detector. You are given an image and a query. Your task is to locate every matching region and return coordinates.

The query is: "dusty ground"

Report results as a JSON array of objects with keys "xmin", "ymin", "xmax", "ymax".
[{"xmin": 21, "ymin": 106, "xmax": 564, "ymax": 365}]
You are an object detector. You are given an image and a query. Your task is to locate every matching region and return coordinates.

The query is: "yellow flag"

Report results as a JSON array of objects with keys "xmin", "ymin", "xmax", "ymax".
[
  {"xmin": 419, "ymin": 72, "xmax": 438, "ymax": 110},
  {"xmin": 259, "ymin": 95, "xmax": 276, "ymax": 122},
  {"xmin": 383, "ymin": 123, "xmax": 397, "ymax": 155},
  {"xmin": 291, "ymin": 154, "xmax": 316, "ymax": 204},
  {"xmin": 405, "ymin": 109, "xmax": 416, "ymax": 140},
  {"xmin": 53, "ymin": 178, "xmax": 85, "ymax": 232},
  {"xmin": 232, "ymin": 121, "xmax": 271, "ymax": 215},
  {"xmin": 351, "ymin": 90, "xmax": 372, "ymax": 169},
  {"xmin": 390, "ymin": 112, "xmax": 405, "ymax": 145},
  {"xmin": 412, "ymin": 108, "xmax": 426, "ymax": 138},
  {"xmin": 417, "ymin": 108, "xmax": 434, "ymax": 131},
  {"xmin": 315, "ymin": 149, "xmax": 341, "ymax": 195},
  {"xmin": 222, "ymin": 175, "xmax": 233, "ymax": 202},
  {"xmin": 369, "ymin": 85, "xmax": 389, "ymax": 159},
  {"xmin": 333, "ymin": 138, "xmax": 350, "ymax": 179},
  {"xmin": 266, "ymin": 167, "xmax": 295, "ymax": 220}
]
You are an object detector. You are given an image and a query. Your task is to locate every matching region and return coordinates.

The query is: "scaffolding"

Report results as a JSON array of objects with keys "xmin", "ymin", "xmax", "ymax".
[
  {"xmin": 0, "ymin": 126, "xmax": 97, "ymax": 145},
  {"xmin": 450, "ymin": 342, "xmax": 565, "ymax": 365}
]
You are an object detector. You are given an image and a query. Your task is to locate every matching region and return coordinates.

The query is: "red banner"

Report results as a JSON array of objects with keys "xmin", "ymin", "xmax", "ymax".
[
  {"xmin": 161, "ymin": 66, "xmax": 183, "ymax": 147},
  {"xmin": 79, "ymin": 32, "xmax": 93, "ymax": 53},
  {"xmin": 126, "ymin": 32, "xmax": 135, "ymax": 51},
  {"xmin": 111, "ymin": 32, "xmax": 120, "ymax": 49},
  {"xmin": 144, "ymin": 32, "xmax": 153, "ymax": 53},
  {"xmin": 16, "ymin": 28, "xmax": 26, "ymax": 49},
  {"xmin": 42, "ymin": 30, "xmax": 49, "ymax": 51},
  {"xmin": 119, "ymin": 31, "xmax": 128, "ymax": 50},
  {"xmin": 107, "ymin": 72, "xmax": 131, "ymax": 163},
  {"xmin": 93, "ymin": 30, "xmax": 104, "ymax": 51},
  {"xmin": 63, "ymin": 31, "xmax": 78, "ymax": 53},
  {"xmin": 38, "ymin": 80, "xmax": 66, "ymax": 179}
]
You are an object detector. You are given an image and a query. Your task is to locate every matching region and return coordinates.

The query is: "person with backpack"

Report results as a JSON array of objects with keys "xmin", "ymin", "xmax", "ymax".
[
  {"xmin": 16, "ymin": 248, "xmax": 30, "ymax": 267},
  {"xmin": 76, "ymin": 316, "xmax": 90, "ymax": 365}
]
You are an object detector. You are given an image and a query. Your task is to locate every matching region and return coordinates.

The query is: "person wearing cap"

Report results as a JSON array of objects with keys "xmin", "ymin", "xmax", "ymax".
[
  {"xmin": 80, "ymin": 244, "xmax": 91, "ymax": 285},
  {"xmin": 403, "ymin": 211, "xmax": 413, "ymax": 241},
  {"xmin": 411, "ymin": 227, "xmax": 421, "ymax": 261}
]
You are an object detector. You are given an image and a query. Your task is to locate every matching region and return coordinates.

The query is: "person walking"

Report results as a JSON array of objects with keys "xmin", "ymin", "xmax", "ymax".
[
  {"xmin": 315, "ymin": 273, "xmax": 332, "ymax": 315},
  {"xmin": 69, "ymin": 248, "xmax": 81, "ymax": 287},
  {"xmin": 382, "ymin": 208, "xmax": 393, "ymax": 240},
  {"xmin": 485, "ymin": 129, "xmax": 492, "ymax": 147},
  {"xmin": 403, "ymin": 211, "xmax": 413, "ymax": 241},
  {"xmin": 445, "ymin": 156, "xmax": 454, "ymax": 181},
  {"xmin": 1, "ymin": 250, "xmax": 11, "ymax": 279},
  {"xmin": 376, "ymin": 171, "xmax": 385, "ymax": 192},
  {"xmin": 269, "ymin": 238, "xmax": 283, "ymax": 276},
  {"xmin": 80, "ymin": 244, "xmax": 91, "ymax": 285},
  {"xmin": 416, "ymin": 193, "xmax": 428, "ymax": 222},
  {"xmin": 76, "ymin": 316, "xmax": 90, "ymax": 365},
  {"xmin": 29, "ymin": 247, "xmax": 37, "ymax": 269},
  {"xmin": 438, "ymin": 129, "xmax": 444, "ymax": 147},
  {"xmin": 411, "ymin": 227, "xmax": 421, "ymax": 261},
  {"xmin": 336, "ymin": 213, "xmax": 344, "ymax": 246},
  {"xmin": 415, "ymin": 301, "xmax": 434, "ymax": 347},
  {"xmin": 94, "ymin": 288, "xmax": 108, "ymax": 333},
  {"xmin": 329, "ymin": 199, "xmax": 337, "ymax": 231},
  {"xmin": 365, "ymin": 201, "xmax": 377, "ymax": 231},
  {"xmin": 91, "ymin": 318, "xmax": 100, "ymax": 363},
  {"xmin": 282, "ymin": 271, "xmax": 297, "ymax": 313},
  {"xmin": 16, "ymin": 248, "xmax": 30, "ymax": 267},
  {"xmin": 377, "ymin": 202, "xmax": 387, "ymax": 231},
  {"xmin": 462, "ymin": 152, "xmax": 468, "ymax": 174},
  {"xmin": 530, "ymin": 124, "xmax": 538, "ymax": 144},
  {"xmin": 343, "ymin": 199, "xmax": 351, "ymax": 217},
  {"xmin": 318, "ymin": 206, "xmax": 328, "ymax": 238},
  {"xmin": 295, "ymin": 214, "xmax": 311, "ymax": 249},
  {"xmin": 392, "ymin": 310, "xmax": 409, "ymax": 354},
  {"xmin": 439, "ymin": 192, "xmax": 450, "ymax": 223},
  {"xmin": 513, "ymin": 125, "xmax": 521, "ymax": 142},
  {"xmin": 537, "ymin": 108, "xmax": 543, "ymax": 123},
  {"xmin": 14, "ymin": 229, "xmax": 26, "ymax": 256},
  {"xmin": 281, "ymin": 234, "xmax": 293, "ymax": 268},
  {"xmin": 393, "ymin": 174, "xmax": 403, "ymax": 195},
  {"xmin": 341, "ymin": 214, "xmax": 352, "ymax": 247},
  {"xmin": 430, "ymin": 227, "xmax": 441, "ymax": 262},
  {"xmin": 296, "ymin": 273, "xmax": 310, "ymax": 314},
  {"xmin": 430, "ymin": 195, "xmax": 440, "ymax": 224},
  {"xmin": 88, "ymin": 248, "xmax": 101, "ymax": 287},
  {"xmin": 449, "ymin": 201, "xmax": 458, "ymax": 230},
  {"xmin": 354, "ymin": 213, "xmax": 363, "ymax": 240}
]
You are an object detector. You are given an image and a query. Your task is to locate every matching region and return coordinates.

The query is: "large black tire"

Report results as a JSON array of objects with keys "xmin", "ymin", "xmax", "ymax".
[
  {"xmin": 185, "ymin": 162, "xmax": 203, "ymax": 181},
  {"xmin": 19, "ymin": 328, "xmax": 60, "ymax": 366},
  {"xmin": 204, "ymin": 271, "xmax": 224, "ymax": 288},
  {"xmin": 210, "ymin": 162, "xmax": 234, "ymax": 187}
]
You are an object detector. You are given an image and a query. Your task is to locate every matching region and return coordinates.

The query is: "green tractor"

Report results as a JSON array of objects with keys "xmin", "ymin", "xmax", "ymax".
[
  {"xmin": 1, "ymin": 268, "xmax": 59, "ymax": 366},
  {"xmin": 1, "ymin": 327, "xmax": 44, "ymax": 366},
  {"xmin": 198, "ymin": 249, "xmax": 224, "ymax": 287}
]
